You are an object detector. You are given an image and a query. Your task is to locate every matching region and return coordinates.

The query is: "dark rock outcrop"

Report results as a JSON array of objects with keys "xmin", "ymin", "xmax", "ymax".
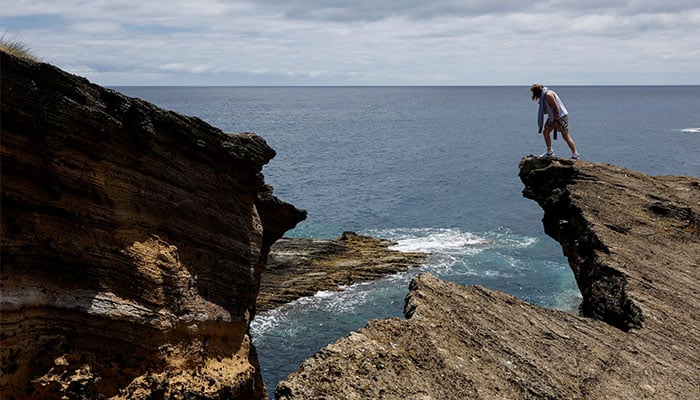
[
  {"xmin": 276, "ymin": 157, "xmax": 699, "ymax": 399},
  {"xmin": 258, "ymin": 232, "xmax": 428, "ymax": 312},
  {"xmin": 0, "ymin": 50, "xmax": 305, "ymax": 399}
]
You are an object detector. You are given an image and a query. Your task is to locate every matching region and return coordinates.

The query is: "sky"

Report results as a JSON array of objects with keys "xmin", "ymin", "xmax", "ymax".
[{"xmin": 2, "ymin": 1, "xmax": 699, "ymax": 86}]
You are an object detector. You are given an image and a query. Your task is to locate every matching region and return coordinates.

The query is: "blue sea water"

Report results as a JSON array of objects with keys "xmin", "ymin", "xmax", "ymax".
[{"xmin": 116, "ymin": 86, "xmax": 699, "ymax": 398}]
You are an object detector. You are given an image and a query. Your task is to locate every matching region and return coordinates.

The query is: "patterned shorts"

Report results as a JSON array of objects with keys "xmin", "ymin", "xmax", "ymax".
[{"xmin": 546, "ymin": 114, "xmax": 569, "ymax": 135}]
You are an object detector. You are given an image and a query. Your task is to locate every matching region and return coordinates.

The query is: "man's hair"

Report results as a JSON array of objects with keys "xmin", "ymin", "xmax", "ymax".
[{"xmin": 530, "ymin": 84, "xmax": 545, "ymax": 100}]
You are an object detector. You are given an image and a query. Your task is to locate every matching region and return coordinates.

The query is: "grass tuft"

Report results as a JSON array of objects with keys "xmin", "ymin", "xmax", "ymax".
[{"xmin": 1, "ymin": 30, "xmax": 39, "ymax": 62}]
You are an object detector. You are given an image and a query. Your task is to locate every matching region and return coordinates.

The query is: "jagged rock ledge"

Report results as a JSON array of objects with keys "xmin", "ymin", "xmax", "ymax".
[
  {"xmin": 0, "ymin": 50, "xmax": 306, "ymax": 399},
  {"xmin": 257, "ymin": 231, "xmax": 429, "ymax": 312},
  {"xmin": 276, "ymin": 157, "xmax": 699, "ymax": 399}
]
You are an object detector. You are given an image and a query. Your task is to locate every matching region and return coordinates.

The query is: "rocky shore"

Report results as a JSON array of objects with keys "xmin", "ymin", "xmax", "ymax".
[
  {"xmin": 257, "ymin": 232, "xmax": 428, "ymax": 312},
  {"xmin": 3, "ymin": 49, "xmax": 698, "ymax": 399},
  {"xmin": 276, "ymin": 157, "xmax": 699, "ymax": 399}
]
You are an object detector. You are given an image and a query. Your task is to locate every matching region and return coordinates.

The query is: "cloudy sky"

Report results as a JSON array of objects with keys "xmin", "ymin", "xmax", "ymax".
[{"xmin": 2, "ymin": 0, "xmax": 699, "ymax": 86}]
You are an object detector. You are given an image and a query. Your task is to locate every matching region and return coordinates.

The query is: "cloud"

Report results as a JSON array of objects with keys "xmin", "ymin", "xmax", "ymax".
[
  {"xmin": 259, "ymin": 0, "xmax": 533, "ymax": 22},
  {"xmin": 158, "ymin": 63, "xmax": 213, "ymax": 74},
  {"xmin": 2, "ymin": 0, "xmax": 699, "ymax": 85},
  {"xmin": 254, "ymin": 0, "xmax": 700, "ymax": 22}
]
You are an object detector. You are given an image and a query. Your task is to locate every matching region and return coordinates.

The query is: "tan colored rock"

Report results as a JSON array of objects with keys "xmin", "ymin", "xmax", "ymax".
[
  {"xmin": 0, "ymin": 50, "xmax": 305, "ymax": 399},
  {"xmin": 276, "ymin": 157, "xmax": 699, "ymax": 399},
  {"xmin": 278, "ymin": 273, "xmax": 627, "ymax": 399}
]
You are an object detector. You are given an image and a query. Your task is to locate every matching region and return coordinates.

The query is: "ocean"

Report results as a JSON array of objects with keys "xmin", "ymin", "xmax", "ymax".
[{"xmin": 116, "ymin": 86, "xmax": 700, "ymax": 398}]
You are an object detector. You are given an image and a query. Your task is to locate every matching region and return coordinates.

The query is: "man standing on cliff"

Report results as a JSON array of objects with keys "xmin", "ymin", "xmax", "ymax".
[{"xmin": 530, "ymin": 84, "xmax": 580, "ymax": 159}]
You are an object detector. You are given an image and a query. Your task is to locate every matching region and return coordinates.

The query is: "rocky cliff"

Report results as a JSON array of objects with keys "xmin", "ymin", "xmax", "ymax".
[
  {"xmin": 276, "ymin": 157, "xmax": 699, "ymax": 399},
  {"xmin": 0, "ymin": 50, "xmax": 305, "ymax": 399}
]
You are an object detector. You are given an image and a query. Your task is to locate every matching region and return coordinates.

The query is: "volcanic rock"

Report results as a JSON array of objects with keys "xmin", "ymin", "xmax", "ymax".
[
  {"xmin": 257, "ymin": 231, "xmax": 429, "ymax": 312},
  {"xmin": 275, "ymin": 157, "xmax": 699, "ymax": 399},
  {"xmin": 0, "ymin": 50, "xmax": 305, "ymax": 399}
]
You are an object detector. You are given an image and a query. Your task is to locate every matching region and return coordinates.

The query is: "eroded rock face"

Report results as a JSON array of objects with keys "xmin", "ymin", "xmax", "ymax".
[
  {"xmin": 276, "ymin": 157, "xmax": 699, "ymax": 399},
  {"xmin": 0, "ymin": 51, "xmax": 305, "ymax": 399}
]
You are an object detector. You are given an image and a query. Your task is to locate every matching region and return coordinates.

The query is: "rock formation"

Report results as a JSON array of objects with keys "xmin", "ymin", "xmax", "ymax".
[
  {"xmin": 276, "ymin": 157, "xmax": 699, "ymax": 399},
  {"xmin": 0, "ymin": 50, "xmax": 305, "ymax": 399},
  {"xmin": 258, "ymin": 232, "xmax": 428, "ymax": 312}
]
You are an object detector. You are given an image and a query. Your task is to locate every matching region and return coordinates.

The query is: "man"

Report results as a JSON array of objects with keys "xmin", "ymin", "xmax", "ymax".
[{"xmin": 530, "ymin": 84, "xmax": 580, "ymax": 159}]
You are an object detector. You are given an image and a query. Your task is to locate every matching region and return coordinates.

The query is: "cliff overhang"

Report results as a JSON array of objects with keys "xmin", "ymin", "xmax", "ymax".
[{"xmin": 519, "ymin": 156, "xmax": 698, "ymax": 332}]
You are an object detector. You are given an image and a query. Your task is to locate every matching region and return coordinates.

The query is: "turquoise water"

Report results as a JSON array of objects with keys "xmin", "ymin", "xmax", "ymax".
[{"xmin": 117, "ymin": 86, "xmax": 699, "ymax": 398}]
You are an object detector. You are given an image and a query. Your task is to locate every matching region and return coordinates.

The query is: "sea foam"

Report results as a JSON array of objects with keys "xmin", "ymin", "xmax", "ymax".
[{"xmin": 367, "ymin": 227, "xmax": 491, "ymax": 254}]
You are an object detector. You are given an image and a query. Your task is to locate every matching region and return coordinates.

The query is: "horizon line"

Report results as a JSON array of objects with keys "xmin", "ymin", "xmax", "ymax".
[{"xmin": 108, "ymin": 83, "xmax": 700, "ymax": 88}]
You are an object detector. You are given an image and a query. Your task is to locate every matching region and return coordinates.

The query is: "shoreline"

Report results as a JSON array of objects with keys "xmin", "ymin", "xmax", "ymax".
[{"xmin": 257, "ymin": 231, "xmax": 429, "ymax": 313}]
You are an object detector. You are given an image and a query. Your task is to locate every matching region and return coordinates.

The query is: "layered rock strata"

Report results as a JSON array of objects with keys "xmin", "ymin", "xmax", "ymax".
[
  {"xmin": 258, "ymin": 231, "xmax": 429, "ymax": 312},
  {"xmin": 0, "ymin": 51, "xmax": 305, "ymax": 399},
  {"xmin": 276, "ymin": 157, "xmax": 699, "ymax": 399}
]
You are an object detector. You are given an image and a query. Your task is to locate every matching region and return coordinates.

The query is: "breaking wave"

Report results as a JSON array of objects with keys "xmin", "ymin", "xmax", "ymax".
[{"xmin": 375, "ymin": 227, "xmax": 491, "ymax": 253}]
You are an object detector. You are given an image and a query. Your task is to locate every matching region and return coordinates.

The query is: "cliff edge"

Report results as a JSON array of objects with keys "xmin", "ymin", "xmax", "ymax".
[
  {"xmin": 0, "ymin": 51, "xmax": 305, "ymax": 399},
  {"xmin": 276, "ymin": 157, "xmax": 699, "ymax": 399}
]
